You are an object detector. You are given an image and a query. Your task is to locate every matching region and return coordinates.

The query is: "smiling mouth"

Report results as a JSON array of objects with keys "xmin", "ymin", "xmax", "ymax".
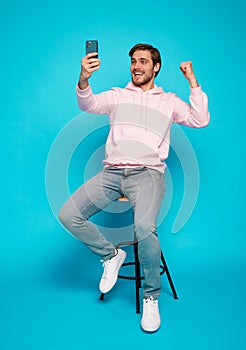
[{"xmin": 133, "ymin": 71, "xmax": 144, "ymax": 77}]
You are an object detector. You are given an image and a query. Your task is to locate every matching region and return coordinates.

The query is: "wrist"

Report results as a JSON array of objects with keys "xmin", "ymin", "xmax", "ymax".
[
  {"xmin": 188, "ymin": 76, "xmax": 199, "ymax": 88},
  {"xmin": 78, "ymin": 75, "xmax": 89, "ymax": 90}
]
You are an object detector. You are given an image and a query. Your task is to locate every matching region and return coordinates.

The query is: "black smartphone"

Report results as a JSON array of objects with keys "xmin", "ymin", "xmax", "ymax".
[{"xmin": 86, "ymin": 40, "xmax": 98, "ymax": 58}]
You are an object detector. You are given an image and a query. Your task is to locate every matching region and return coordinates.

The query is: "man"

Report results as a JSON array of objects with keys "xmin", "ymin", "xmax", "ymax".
[{"xmin": 59, "ymin": 43, "xmax": 210, "ymax": 332}]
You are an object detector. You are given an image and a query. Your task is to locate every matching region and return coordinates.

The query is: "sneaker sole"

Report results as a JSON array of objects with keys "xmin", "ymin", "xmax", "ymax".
[{"xmin": 141, "ymin": 323, "xmax": 161, "ymax": 333}]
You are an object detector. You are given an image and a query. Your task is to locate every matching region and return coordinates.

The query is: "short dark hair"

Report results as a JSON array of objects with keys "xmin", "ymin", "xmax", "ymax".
[{"xmin": 128, "ymin": 43, "xmax": 162, "ymax": 77}]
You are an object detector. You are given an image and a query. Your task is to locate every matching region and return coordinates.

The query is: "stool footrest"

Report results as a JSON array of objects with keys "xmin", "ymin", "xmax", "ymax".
[
  {"xmin": 99, "ymin": 245, "xmax": 178, "ymax": 312},
  {"xmin": 118, "ymin": 262, "xmax": 166, "ymax": 280},
  {"xmin": 118, "ymin": 261, "xmax": 144, "ymax": 280}
]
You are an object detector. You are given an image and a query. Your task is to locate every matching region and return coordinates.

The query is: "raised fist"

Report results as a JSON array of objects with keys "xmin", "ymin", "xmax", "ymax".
[{"xmin": 180, "ymin": 61, "xmax": 198, "ymax": 88}]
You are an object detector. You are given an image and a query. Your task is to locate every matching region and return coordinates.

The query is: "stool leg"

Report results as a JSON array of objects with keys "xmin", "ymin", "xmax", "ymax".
[
  {"xmin": 99, "ymin": 293, "xmax": 105, "ymax": 300},
  {"xmin": 134, "ymin": 243, "xmax": 141, "ymax": 314},
  {"xmin": 161, "ymin": 252, "xmax": 178, "ymax": 300}
]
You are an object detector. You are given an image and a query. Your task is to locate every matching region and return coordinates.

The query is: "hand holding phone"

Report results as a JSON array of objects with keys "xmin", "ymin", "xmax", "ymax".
[{"xmin": 78, "ymin": 40, "xmax": 100, "ymax": 89}]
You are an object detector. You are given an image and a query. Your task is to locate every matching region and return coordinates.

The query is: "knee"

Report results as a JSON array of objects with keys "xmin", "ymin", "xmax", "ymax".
[
  {"xmin": 59, "ymin": 202, "xmax": 86, "ymax": 230},
  {"xmin": 59, "ymin": 202, "xmax": 76, "ymax": 228},
  {"xmin": 135, "ymin": 220, "xmax": 157, "ymax": 241},
  {"xmin": 58, "ymin": 204, "xmax": 70, "ymax": 227}
]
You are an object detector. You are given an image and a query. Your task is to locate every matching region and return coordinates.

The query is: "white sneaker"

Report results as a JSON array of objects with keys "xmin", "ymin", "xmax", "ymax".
[
  {"xmin": 141, "ymin": 296, "xmax": 161, "ymax": 332},
  {"xmin": 99, "ymin": 249, "xmax": 126, "ymax": 293}
]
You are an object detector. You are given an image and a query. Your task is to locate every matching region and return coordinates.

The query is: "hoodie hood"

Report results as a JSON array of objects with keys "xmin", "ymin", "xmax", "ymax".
[{"xmin": 125, "ymin": 81, "xmax": 165, "ymax": 95}]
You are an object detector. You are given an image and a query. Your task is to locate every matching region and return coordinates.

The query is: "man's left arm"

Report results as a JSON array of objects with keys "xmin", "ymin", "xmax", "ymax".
[{"xmin": 172, "ymin": 61, "xmax": 210, "ymax": 128}]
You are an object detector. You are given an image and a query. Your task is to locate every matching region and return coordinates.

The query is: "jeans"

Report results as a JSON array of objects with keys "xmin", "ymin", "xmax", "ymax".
[{"xmin": 59, "ymin": 166, "xmax": 165, "ymax": 298}]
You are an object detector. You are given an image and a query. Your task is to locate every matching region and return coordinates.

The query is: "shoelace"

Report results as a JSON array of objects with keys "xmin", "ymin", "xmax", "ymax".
[
  {"xmin": 100, "ymin": 259, "xmax": 111, "ymax": 279},
  {"xmin": 100, "ymin": 250, "xmax": 118, "ymax": 279},
  {"xmin": 144, "ymin": 298, "xmax": 158, "ymax": 317}
]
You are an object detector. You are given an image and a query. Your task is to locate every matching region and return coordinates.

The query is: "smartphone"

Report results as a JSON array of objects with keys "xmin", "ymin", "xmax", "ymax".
[{"xmin": 86, "ymin": 40, "xmax": 98, "ymax": 58}]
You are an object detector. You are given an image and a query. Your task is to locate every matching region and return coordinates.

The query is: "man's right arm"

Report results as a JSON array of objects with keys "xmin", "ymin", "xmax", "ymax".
[{"xmin": 76, "ymin": 54, "xmax": 116, "ymax": 114}]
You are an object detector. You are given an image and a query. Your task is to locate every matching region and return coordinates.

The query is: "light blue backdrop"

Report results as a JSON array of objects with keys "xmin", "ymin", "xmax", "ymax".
[{"xmin": 1, "ymin": 0, "xmax": 245, "ymax": 349}]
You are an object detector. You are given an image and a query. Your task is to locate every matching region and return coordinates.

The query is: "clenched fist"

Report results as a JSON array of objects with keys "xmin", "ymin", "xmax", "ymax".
[{"xmin": 180, "ymin": 61, "xmax": 199, "ymax": 88}]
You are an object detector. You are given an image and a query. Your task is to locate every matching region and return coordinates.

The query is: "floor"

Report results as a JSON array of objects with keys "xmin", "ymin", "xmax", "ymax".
[{"xmin": 1, "ymin": 242, "xmax": 245, "ymax": 350}]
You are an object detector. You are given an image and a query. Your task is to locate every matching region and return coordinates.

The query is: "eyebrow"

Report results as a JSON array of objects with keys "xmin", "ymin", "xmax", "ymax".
[{"xmin": 131, "ymin": 57, "xmax": 150, "ymax": 62}]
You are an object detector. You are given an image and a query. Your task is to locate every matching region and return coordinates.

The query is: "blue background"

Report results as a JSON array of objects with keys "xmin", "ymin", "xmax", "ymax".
[{"xmin": 1, "ymin": 0, "xmax": 245, "ymax": 349}]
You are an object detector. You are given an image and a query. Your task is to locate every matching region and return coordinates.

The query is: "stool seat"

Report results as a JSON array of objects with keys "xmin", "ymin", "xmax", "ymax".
[{"xmin": 117, "ymin": 196, "xmax": 129, "ymax": 202}]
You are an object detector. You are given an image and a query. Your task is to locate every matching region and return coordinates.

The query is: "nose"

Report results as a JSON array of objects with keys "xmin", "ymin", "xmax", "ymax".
[
  {"xmin": 134, "ymin": 61, "xmax": 141, "ymax": 69},
  {"xmin": 131, "ymin": 60, "xmax": 143, "ymax": 72}
]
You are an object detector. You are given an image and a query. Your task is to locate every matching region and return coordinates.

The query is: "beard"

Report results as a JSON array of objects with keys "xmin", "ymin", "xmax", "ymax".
[{"xmin": 131, "ymin": 71, "xmax": 155, "ymax": 87}]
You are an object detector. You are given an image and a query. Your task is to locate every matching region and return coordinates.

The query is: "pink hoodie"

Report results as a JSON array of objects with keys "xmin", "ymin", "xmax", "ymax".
[{"xmin": 76, "ymin": 82, "xmax": 210, "ymax": 172}]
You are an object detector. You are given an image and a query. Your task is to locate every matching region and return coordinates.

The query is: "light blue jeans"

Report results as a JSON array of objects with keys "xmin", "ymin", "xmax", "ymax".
[{"xmin": 59, "ymin": 166, "xmax": 165, "ymax": 298}]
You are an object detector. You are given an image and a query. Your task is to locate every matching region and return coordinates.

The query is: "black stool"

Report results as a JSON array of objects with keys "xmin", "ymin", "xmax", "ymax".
[{"xmin": 99, "ymin": 197, "xmax": 178, "ymax": 313}]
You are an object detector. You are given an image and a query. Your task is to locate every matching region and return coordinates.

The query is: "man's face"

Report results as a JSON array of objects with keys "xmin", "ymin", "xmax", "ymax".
[{"xmin": 130, "ymin": 50, "xmax": 158, "ymax": 88}]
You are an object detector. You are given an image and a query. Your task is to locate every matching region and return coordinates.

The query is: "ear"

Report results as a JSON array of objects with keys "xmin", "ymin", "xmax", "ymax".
[{"xmin": 153, "ymin": 63, "xmax": 160, "ymax": 74}]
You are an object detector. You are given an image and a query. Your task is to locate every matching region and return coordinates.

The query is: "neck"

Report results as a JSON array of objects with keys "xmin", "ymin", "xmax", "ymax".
[
  {"xmin": 140, "ymin": 82, "xmax": 155, "ymax": 92},
  {"xmin": 133, "ymin": 79, "xmax": 155, "ymax": 92}
]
